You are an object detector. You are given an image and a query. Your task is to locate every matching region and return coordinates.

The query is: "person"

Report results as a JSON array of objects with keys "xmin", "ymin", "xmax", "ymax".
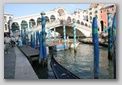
[
  {"xmin": 11, "ymin": 36, "xmax": 16, "ymax": 47},
  {"xmin": 4, "ymin": 36, "xmax": 11, "ymax": 54},
  {"xmin": 18, "ymin": 35, "xmax": 23, "ymax": 47}
]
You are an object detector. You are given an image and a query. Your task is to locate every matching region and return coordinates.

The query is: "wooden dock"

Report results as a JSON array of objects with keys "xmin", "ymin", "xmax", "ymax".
[{"xmin": 19, "ymin": 45, "xmax": 39, "ymax": 62}]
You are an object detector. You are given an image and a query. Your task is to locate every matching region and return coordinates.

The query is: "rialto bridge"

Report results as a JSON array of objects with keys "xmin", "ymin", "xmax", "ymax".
[{"xmin": 11, "ymin": 8, "xmax": 92, "ymax": 38}]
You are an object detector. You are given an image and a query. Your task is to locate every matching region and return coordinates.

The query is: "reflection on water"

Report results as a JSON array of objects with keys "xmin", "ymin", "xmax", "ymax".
[{"xmin": 54, "ymin": 43, "xmax": 113, "ymax": 79}]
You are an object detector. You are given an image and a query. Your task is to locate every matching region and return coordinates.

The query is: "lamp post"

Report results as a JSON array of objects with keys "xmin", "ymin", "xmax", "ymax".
[{"xmin": 39, "ymin": 12, "xmax": 47, "ymax": 65}]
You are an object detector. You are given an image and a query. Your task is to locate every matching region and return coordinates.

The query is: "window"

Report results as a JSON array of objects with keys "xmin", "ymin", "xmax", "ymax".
[
  {"xmin": 95, "ymin": 15, "xmax": 98, "ymax": 18},
  {"xmin": 77, "ymin": 20, "xmax": 80, "ymax": 24},
  {"xmin": 81, "ymin": 22, "xmax": 84, "ymax": 25},
  {"xmin": 29, "ymin": 19, "xmax": 35, "ymax": 28},
  {"xmin": 45, "ymin": 16, "xmax": 49, "ymax": 22},
  {"xmin": 89, "ymin": 8, "xmax": 92, "ymax": 10},
  {"xmin": 5, "ymin": 24, "xmax": 7, "ymax": 30},
  {"xmin": 50, "ymin": 15, "xmax": 56, "ymax": 22},
  {"xmin": 4, "ymin": 16, "xmax": 7, "ymax": 22},
  {"xmin": 112, "ymin": 8, "xmax": 114, "ymax": 11},
  {"xmin": 89, "ymin": 12, "xmax": 92, "ymax": 15},
  {"xmin": 58, "ymin": 9, "xmax": 65, "ymax": 16},
  {"xmin": 90, "ymin": 16, "xmax": 92, "ymax": 20},
  {"xmin": 21, "ymin": 20, "xmax": 28, "ymax": 29},
  {"xmin": 67, "ymin": 16, "xmax": 71, "ymax": 23},
  {"xmin": 95, "ymin": 10, "xmax": 98, "ymax": 13},
  {"xmin": 37, "ymin": 18, "xmax": 41, "ymax": 26},
  {"xmin": 85, "ymin": 23, "xmax": 88, "ymax": 27}
]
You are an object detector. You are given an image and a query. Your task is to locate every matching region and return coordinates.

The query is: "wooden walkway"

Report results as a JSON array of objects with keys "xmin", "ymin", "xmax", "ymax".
[{"xmin": 19, "ymin": 45, "xmax": 39, "ymax": 62}]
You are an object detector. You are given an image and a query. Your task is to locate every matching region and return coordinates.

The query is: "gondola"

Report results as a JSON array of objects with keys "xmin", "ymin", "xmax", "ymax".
[{"xmin": 50, "ymin": 55, "xmax": 80, "ymax": 79}]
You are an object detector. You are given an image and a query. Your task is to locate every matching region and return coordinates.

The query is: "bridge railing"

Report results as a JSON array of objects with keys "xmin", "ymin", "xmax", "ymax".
[
  {"xmin": 76, "ymin": 24, "xmax": 92, "ymax": 31},
  {"xmin": 46, "ymin": 20, "xmax": 61, "ymax": 29}
]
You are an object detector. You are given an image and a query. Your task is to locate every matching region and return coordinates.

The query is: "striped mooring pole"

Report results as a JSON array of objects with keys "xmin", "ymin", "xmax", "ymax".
[
  {"xmin": 92, "ymin": 16, "xmax": 99, "ymax": 79},
  {"xmin": 39, "ymin": 12, "xmax": 47, "ymax": 64},
  {"xmin": 73, "ymin": 20, "xmax": 77, "ymax": 50},
  {"xmin": 31, "ymin": 31, "xmax": 35, "ymax": 48},
  {"xmin": 63, "ymin": 21, "xmax": 67, "ymax": 49},
  {"xmin": 36, "ymin": 31, "xmax": 40, "ymax": 48},
  {"xmin": 108, "ymin": 13, "xmax": 114, "ymax": 60},
  {"xmin": 112, "ymin": 13, "xmax": 116, "ymax": 79}
]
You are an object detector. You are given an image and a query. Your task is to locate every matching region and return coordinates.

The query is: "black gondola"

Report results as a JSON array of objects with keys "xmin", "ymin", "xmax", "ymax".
[{"xmin": 50, "ymin": 55, "xmax": 80, "ymax": 79}]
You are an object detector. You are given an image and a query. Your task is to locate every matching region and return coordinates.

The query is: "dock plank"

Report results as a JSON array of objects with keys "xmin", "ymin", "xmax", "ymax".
[{"xmin": 19, "ymin": 45, "xmax": 39, "ymax": 58}]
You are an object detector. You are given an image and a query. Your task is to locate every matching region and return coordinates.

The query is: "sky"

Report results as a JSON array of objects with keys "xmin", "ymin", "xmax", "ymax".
[{"xmin": 4, "ymin": 4, "xmax": 90, "ymax": 17}]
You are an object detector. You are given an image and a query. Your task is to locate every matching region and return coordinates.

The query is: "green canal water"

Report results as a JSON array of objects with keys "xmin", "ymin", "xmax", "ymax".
[{"xmin": 54, "ymin": 43, "xmax": 114, "ymax": 79}]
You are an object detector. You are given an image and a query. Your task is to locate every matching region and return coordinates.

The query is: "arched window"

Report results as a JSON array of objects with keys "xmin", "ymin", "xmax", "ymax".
[
  {"xmin": 81, "ymin": 22, "xmax": 84, "ymax": 25},
  {"xmin": 77, "ymin": 20, "xmax": 80, "ymax": 24},
  {"xmin": 50, "ymin": 15, "xmax": 56, "ymax": 22},
  {"xmin": 21, "ymin": 20, "xmax": 28, "ymax": 30},
  {"xmin": 11, "ymin": 22, "xmax": 19, "ymax": 32},
  {"xmin": 5, "ymin": 24, "xmax": 7, "ymax": 30},
  {"xmin": 67, "ymin": 16, "xmax": 71, "ymax": 24},
  {"xmin": 85, "ymin": 23, "xmax": 88, "ymax": 27},
  {"xmin": 29, "ymin": 19, "xmax": 36, "ymax": 28},
  {"xmin": 58, "ymin": 9, "xmax": 65, "ymax": 16},
  {"xmin": 37, "ymin": 18, "xmax": 41, "ymax": 26},
  {"xmin": 72, "ymin": 18, "xmax": 76, "ymax": 23},
  {"xmin": 45, "ymin": 16, "xmax": 49, "ymax": 22}
]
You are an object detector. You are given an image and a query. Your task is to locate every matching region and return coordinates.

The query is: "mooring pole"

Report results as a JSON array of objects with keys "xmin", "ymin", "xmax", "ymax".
[
  {"xmin": 73, "ymin": 20, "xmax": 77, "ymax": 50},
  {"xmin": 39, "ymin": 12, "xmax": 47, "ymax": 64},
  {"xmin": 31, "ymin": 31, "xmax": 35, "ymax": 48},
  {"xmin": 63, "ymin": 21, "xmax": 67, "ymax": 49},
  {"xmin": 108, "ymin": 13, "xmax": 114, "ymax": 60},
  {"xmin": 54, "ymin": 27, "xmax": 56, "ymax": 44},
  {"xmin": 48, "ymin": 29, "xmax": 51, "ymax": 44},
  {"xmin": 24, "ymin": 29, "xmax": 26, "ymax": 45},
  {"xmin": 112, "ymin": 13, "xmax": 116, "ymax": 79},
  {"xmin": 34, "ymin": 32, "xmax": 36, "ymax": 48},
  {"xmin": 92, "ymin": 17, "xmax": 99, "ymax": 79},
  {"xmin": 36, "ymin": 31, "xmax": 39, "ymax": 48}
]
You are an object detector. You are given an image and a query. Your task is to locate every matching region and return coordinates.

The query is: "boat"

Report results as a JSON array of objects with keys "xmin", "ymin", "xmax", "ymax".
[
  {"xmin": 53, "ymin": 44, "xmax": 69, "ymax": 51},
  {"xmin": 70, "ymin": 42, "xmax": 80, "ymax": 49},
  {"xmin": 50, "ymin": 55, "xmax": 80, "ymax": 79}
]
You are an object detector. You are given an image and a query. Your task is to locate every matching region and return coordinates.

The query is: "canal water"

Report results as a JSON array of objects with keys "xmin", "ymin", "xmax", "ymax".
[{"xmin": 54, "ymin": 43, "xmax": 114, "ymax": 79}]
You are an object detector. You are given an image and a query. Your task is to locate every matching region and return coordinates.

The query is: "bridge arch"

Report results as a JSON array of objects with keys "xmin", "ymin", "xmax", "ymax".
[
  {"xmin": 77, "ymin": 20, "xmax": 80, "ymax": 24},
  {"xmin": 45, "ymin": 16, "xmax": 49, "ymax": 22},
  {"xmin": 29, "ymin": 19, "xmax": 36, "ymax": 28},
  {"xmin": 37, "ymin": 17, "xmax": 41, "ymax": 26},
  {"xmin": 50, "ymin": 15, "xmax": 56, "ymax": 22},
  {"xmin": 49, "ymin": 25, "xmax": 86, "ymax": 38},
  {"xmin": 67, "ymin": 16, "xmax": 71, "ymax": 24},
  {"xmin": 81, "ymin": 21, "xmax": 84, "ymax": 25},
  {"xmin": 57, "ymin": 8, "xmax": 65, "ymax": 16},
  {"xmin": 85, "ymin": 23, "xmax": 88, "ymax": 27},
  {"xmin": 21, "ymin": 20, "xmax": 28, "ymax": 30},
  {"xmin": 11, "ymin": 22, "xmax": 20, "ymax": 32}
]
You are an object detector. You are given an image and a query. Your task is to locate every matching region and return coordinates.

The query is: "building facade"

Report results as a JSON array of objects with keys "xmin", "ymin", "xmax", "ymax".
[
  {"xmin": 100, "ymin": 4, "xmax": 116, "ymax": 32},
  {"xmin": 4, "ymin": 14, "xmax": 13, "ymax": 36}
]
